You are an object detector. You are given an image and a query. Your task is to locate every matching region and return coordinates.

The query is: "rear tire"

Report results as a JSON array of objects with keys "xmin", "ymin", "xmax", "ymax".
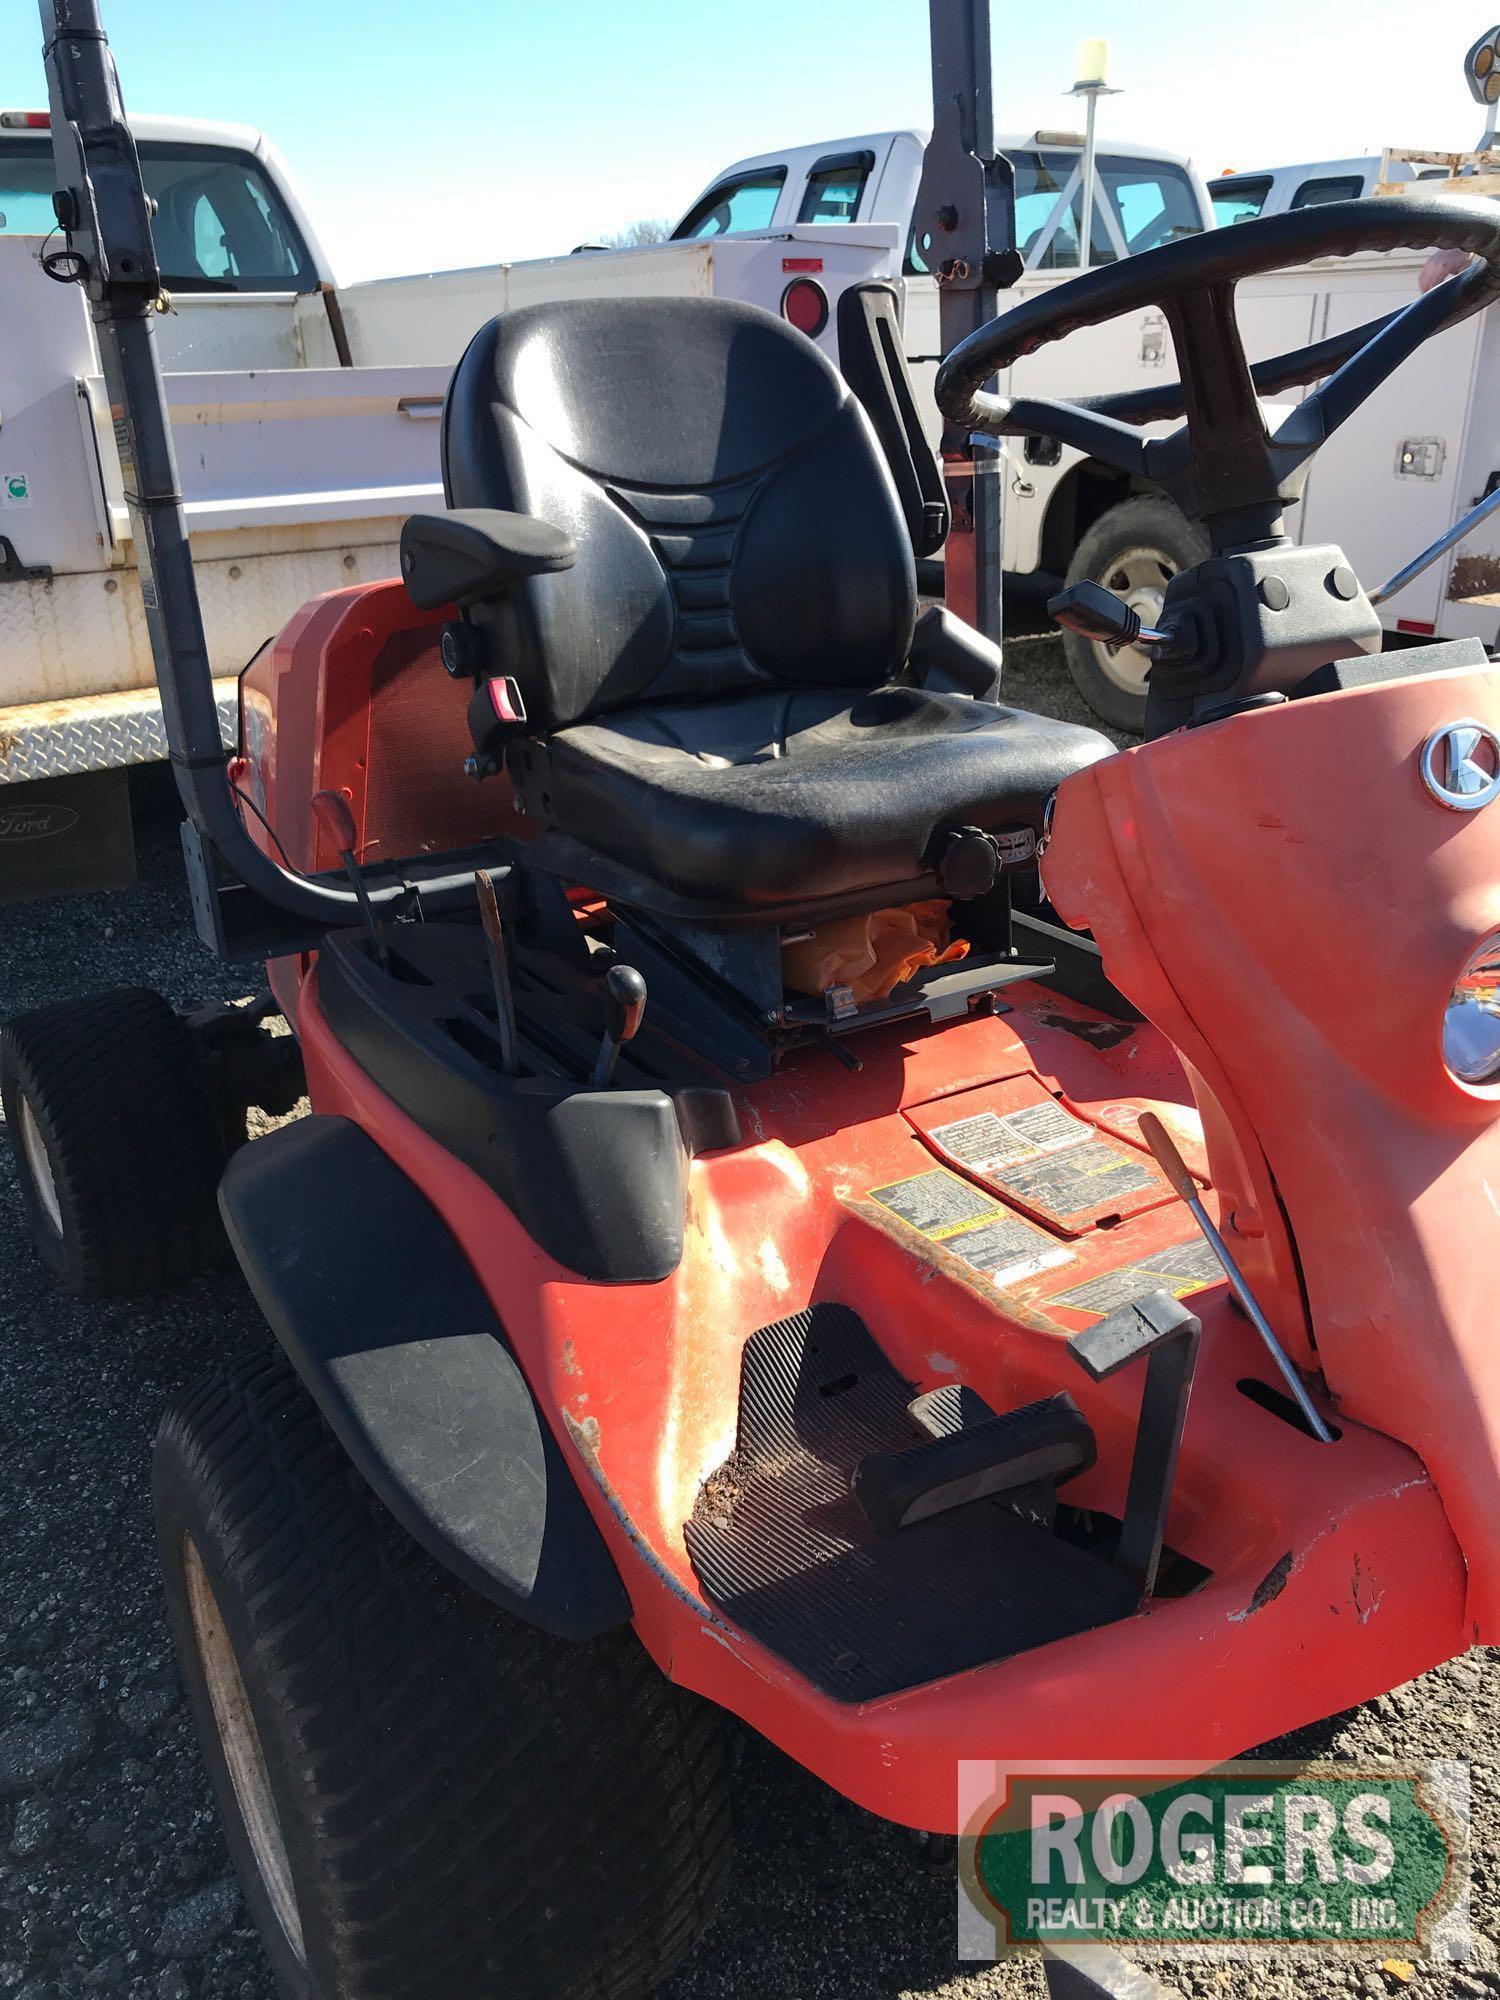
[
  {"xmin": 1, "ymin": 987, "xmax": 227, "ymax": 1295},
  {"xmin": 153, "ymin": 1348, "xmax": 731, "ymax": 2000},
  {"xmin": 1061, "ymin": 495, "xmax": 1209, "ymax": 732}
]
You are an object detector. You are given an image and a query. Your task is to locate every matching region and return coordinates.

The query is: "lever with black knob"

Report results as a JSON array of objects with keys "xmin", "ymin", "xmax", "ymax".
[
  {"xmin": 1046, "ymin": 578, "xmax": 1179, "ymax": 655},
  {"xmin": 592, "ymin": 964, "xmax": 648, "ymax": 1088}
]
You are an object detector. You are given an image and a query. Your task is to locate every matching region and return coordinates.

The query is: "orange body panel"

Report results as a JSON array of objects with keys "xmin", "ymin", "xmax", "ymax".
[
  {"xmin": 246, "ymin": 579, "xmax": 1490, "ymax": 1828},
  {"xmin": 1044, "ymin": 665, "xmax": 1500, "ymax": 1640},
  {"xmin": 294, "ymin": 969, "xmax": 1467, "ymax": 1832},
  {"xmin": 238, "ymin": 580, "xmax": 530, "ymax": 876}
]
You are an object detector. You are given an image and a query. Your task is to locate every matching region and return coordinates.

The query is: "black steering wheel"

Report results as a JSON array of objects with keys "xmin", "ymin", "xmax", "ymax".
[{"xmin": 933, "ymin": 196, "xmax": 1500, "ymax": 541}]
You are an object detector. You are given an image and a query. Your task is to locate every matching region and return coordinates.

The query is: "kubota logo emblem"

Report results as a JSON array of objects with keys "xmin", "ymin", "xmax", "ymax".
[
  {"xmin": 0, "ymin": 801, "xmax": 80, "ymax": 842},
  {"xmin": 1420, "ymin": 720, "xmax": 1500, "ymax": 812}
]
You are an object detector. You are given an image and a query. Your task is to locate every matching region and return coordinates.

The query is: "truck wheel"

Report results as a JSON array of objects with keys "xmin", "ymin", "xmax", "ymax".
[
  {"xmin": 1, "ymin": 987, "xmax": 227, "ymax": 1296},
  {"xmin": 154, "ymin": 1348, "xmax": 731, "ymax": 2000},
  {"xmin": 1061, "ymin": 496, "xmax": 1209, "ymax": 732}
]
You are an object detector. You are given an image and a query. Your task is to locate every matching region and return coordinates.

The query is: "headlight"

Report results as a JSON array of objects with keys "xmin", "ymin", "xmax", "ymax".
[{"xmin": 1443, "ymin": 936, "xmax": 1500, "ymax": 1085}]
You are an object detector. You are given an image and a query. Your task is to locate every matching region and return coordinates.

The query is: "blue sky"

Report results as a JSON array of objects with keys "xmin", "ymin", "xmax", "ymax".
[{"xmin": 4, "ymin": 0, "xmax": 1490, "ymax": 277}]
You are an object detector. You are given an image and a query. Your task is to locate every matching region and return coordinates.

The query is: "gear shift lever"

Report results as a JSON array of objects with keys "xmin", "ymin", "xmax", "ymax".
[{"xmin": 592, "ymin": 964, "xmax": 647, "ymax": 1088}]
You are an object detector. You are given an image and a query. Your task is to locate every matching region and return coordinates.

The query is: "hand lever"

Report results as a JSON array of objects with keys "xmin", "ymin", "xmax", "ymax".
[
  {"xmin": 311, "ymin": 789, "xmax": 386, "ymax": 965},
  {"xmin": 1137, "ymin": 1112, "xmax": 1335, "ymax": 1444},
  {"xmin": 592, "ymin": 964, "xmax": 647, "ymax": 1088},
  {"xmin": 473, "ymin": 868, "xmax": 518, "ymax": 1075},
  {"xmin": 1047, "ymin": 578, "xmax": 1172, "ymax": 650}
]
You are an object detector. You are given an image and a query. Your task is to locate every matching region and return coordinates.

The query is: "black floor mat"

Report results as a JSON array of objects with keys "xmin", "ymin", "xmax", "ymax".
[{"xmin": 685, "ymin": 1303, "xmax": 1138, "ymax": 1702}]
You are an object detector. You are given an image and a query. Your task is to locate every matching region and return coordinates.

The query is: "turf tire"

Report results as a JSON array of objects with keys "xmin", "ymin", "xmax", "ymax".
[
  {"xmin": 153, "ymin": 1347, "xmax": 732, "ymax": 2000},
  {"xmin": 1, "ymin": 986, "xmax": 226, "ymax": 1295}
]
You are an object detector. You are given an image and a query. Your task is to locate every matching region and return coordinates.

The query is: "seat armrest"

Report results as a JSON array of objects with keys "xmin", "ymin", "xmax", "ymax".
[
  {"xmin": 400, "ymin": 509, "xmax": 576, "ymax": 611},
  {"xmin": 908, "ymin": 604, "xmax": 1003, "ymax": 700}
]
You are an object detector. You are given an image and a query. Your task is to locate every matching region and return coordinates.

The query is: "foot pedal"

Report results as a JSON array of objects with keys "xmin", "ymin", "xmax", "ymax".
[
  {"xmin": 685, "ymin": 1303, "xmax": 1137, "ymax": 1701},
  {"xmin": 853, "ymin": 1391, "xmax": 1095, "ymax": 1535},
  {"xmin": 907, "ymin": 1383, "xmax": 1066, "ymax": 1528}
]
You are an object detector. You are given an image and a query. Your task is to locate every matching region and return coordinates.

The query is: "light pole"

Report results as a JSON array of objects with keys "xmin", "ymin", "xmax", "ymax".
[{"xmin": 1069, "ymin": 38, "xmax": 1119, "ymax": 272}]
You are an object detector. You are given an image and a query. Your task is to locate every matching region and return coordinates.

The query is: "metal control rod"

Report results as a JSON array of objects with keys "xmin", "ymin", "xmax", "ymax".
[
  {"xmin": 1370, "ymin": 479, "xmax": 1500, "ymax": 605},
  {"xmin": 39, "ymin": 0, "xmax": 409, "ymax": 934},
  {"xmin": 1138, "ymin": 1114, "xmax": 1336, "ymax": 1444}
]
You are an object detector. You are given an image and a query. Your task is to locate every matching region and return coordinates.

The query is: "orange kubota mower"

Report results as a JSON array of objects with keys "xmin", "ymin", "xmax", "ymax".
[{"xmin": 10, "ymin": 3, "xmax": 1500, "ymax": 1996}]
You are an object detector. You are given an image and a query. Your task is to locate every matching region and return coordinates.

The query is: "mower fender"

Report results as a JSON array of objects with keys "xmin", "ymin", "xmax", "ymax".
[{"xmin": 218, "ymin": 1114, "xmax": 631, "ymax": 1640}]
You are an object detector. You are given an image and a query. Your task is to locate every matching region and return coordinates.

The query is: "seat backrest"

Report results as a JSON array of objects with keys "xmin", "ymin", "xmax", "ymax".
[{"xmin": 442, "ymin": 296, "xmax": 917, "ymax": 734}]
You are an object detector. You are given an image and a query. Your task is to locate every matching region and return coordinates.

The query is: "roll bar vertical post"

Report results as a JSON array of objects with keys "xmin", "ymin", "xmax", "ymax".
[
  {"xmin": 38, "ymin": 0, "xmax": 403, "ymax": 943},
  {"xmin": 912, "ymin": 0, "xmax": 1019, "ymax": 648}
]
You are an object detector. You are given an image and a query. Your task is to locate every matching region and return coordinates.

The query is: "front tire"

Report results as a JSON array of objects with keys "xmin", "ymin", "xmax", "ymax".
[
  {"xmin": 1, "ymin": 987, "xmax": 227, "ymax": 1295},
  {"xmin": 1060, "ymin": 495, "xmax": 1209, "ymax": 732},
  {"xmin": 154, "ymin": 1348, "xmax": 731, "ymax": 2000}
]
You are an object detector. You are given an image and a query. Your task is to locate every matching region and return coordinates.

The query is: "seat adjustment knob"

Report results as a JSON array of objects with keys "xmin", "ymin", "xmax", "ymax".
[
  {"xmin": 933, "ymin": 825, "xmax": 1000, "ymax": 899},
  {"xmin": 440, "ymin": 620, "xmax": 485, "ymax": 679}
]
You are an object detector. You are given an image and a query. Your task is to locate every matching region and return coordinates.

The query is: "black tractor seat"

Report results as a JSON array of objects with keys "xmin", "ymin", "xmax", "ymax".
[
  {"xmin": 510, "ymin": 682, "xmax": 1106, "ymax": 908},
  {"xmin": 402, "ymin": 294, "xmax": 1112, "ymax": 924}
]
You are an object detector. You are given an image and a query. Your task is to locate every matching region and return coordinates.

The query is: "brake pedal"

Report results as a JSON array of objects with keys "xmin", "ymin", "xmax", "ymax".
[{"xmin": 853, "ymin": 1391, "xmax": 1096, "ymax": 1536}]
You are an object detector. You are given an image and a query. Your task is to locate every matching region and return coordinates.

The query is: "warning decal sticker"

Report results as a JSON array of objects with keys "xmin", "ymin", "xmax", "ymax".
[
  {"xmin": 867, "ymin": 1169, "xmax": 1073, "ymax": 1288},
  {"xmin": 1051, "ymin": 1237, "xmax": 1223, "ymax": 1318},
  {"xmin": 927, "ymin": 1102, "xmax": 1091, "ymax": 1176},
  {"xmin": 868, "ymin": 1170, "xmax": 999, "ymax": 1237},
  {"xmin": 995, "ymin": 1140, "xmax": 1156, "ymax": 1217},
  {"xmin": 918, "ymin": 1089, "xmax": 1173, "ymax": 1230}
]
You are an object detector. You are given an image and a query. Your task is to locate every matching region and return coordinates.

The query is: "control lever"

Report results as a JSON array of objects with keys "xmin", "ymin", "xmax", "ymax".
[
  {"xmin": 592, "ymin": 964, "xmax": 647, "ymax": 1088},
  {"xmin": 1136, "ymin": 1112, "xmax": 1335, "ymax": 1444},
  {"xmin": 1047, "ymin": 578, "xmax": 1173, "ymax": 651},
  {"xmin": 311, "ymin": 789, "xmax": 387, "ymax": 965},
  {"xmin": 473, "ymin": 868, "xmax": 519, "ymax": 1075}
]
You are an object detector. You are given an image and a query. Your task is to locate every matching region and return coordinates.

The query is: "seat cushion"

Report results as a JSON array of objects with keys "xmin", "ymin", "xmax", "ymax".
[{"xmin": 529, "ymin": 685, "xmax": 1113, "ymax": 907}]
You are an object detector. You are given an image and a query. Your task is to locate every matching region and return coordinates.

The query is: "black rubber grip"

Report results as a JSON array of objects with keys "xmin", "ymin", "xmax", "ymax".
[{"xmin": 852, "ymin": 1390, "xmax": 1096, "ymax": 1536}]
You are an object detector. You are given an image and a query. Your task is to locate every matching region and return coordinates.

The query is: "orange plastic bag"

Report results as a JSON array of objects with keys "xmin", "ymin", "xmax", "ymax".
[{"xmin": 781, "ymin": 899, "xmax": 969, "ymax": 1003}]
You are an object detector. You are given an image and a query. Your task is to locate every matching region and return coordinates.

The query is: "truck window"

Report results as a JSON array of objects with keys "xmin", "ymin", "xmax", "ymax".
[
  {"xmin": 797, "ymin": 150, "xmax": 874, "ymax": 224},
  {"xmin": 1013, "ymin": 151, "xmax": 1079, "ymax": 265},
  {"xmin": 672, "ymin": 170, "xmax": 786, "ymax": 239},
  {"xmin": 1290, "ymin": 174, "xmax": 1365, "ymax": 208},
  {"xmin": 0, "ymin": 136, "xmax": 316, "ymax": 291},
  {"xmin": 1013, "ymin": 150, "xmax": 1203, "ymax": 269},
  {"xmin": 1098, "ymin": 158, "xmax": 1204, "ymax": 254},
  {"xmin": 1210, "ymin": 176, "xmax": 1273, "ymax": 225}
]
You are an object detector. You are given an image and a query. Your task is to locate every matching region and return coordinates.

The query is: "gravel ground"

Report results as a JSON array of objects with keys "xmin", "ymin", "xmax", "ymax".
[{"xmin": 0, "ymin": 611, "xmax": 1495, "ymax": 2000}]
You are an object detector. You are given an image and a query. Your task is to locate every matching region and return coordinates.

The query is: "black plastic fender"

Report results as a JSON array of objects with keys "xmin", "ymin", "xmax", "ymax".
[{"xmin": 218, "ymin": 1114, "xmax": 630, "ymax": 1640}]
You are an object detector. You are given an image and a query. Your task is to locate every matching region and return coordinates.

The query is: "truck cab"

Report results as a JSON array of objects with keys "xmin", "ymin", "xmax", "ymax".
[
  {"xmin": 0, "ymin": 109, "xmax": 335, "ymax": 291},
  {"xmin": 1208, "ymin": 154, "xmax": 1454, "ymax": 223},
  {"xmin": 672, "ymin": 127, "xmax": 1210, "ymax": 284}
]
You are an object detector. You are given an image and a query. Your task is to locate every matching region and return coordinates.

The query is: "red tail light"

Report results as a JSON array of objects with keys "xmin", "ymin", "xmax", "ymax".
[
  {"xmin": 0, "ymin": 111, "xmax": 51, "ymax": 129},
  {"xmin": 780, "ymin": 277, "xmax": 829, "ymax": 339}
]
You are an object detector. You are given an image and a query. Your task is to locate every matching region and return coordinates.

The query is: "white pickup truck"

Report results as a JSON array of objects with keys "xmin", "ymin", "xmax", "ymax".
[
  {"xmin": 0, "ymin": 109, "xmax": 1216, "ymax": 893},
  {"xmin": 668, "ymin": 132, "xmax": 1500, "ymax": 727}
]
